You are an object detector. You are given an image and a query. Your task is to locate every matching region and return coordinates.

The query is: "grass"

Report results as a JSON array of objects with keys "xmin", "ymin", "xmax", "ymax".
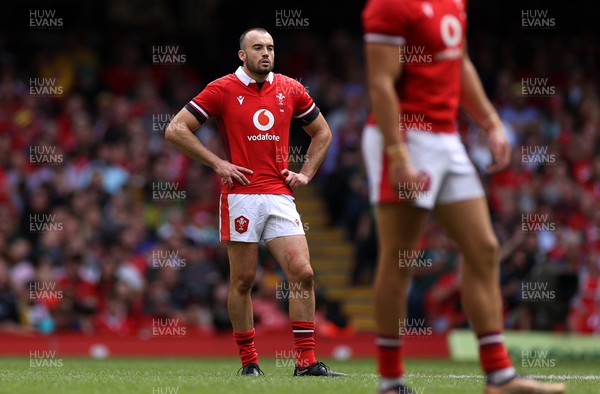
[{"xmin": 0, "ymin": 357, "xmax": 597, "ymax": 394}]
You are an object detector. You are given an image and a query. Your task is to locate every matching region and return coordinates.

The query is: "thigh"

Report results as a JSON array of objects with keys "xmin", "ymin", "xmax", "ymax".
[
  {"xmin": 267, "ymin": 235, "xmax": 311, "ymax": 278},
  {"xmin": 226, "ymin": 241, "xmax": 259, "ymax": 280},
  {"xmin": 375, "ymin": 203, "xmax": 430, "ymax": 263},
  {"xmin": 432, "ymin": 197, "xmax": 498, "ymax": 263}
]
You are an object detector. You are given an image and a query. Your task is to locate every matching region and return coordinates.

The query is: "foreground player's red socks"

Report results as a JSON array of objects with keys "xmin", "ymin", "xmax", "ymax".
[
  {"xmin": 233, "ymin": 328, "xmax": 259, "ymax": 367},
  {"xmin": 478, "ymin": 331, "xmax": 516, "ymax": 384},
  {"xmin": 291, "ymin": 321, "xmax": 317, "ymax": 368},
  {"xmin": 376, "ymin": 335, "xmax": 404, "ymax": 378}
]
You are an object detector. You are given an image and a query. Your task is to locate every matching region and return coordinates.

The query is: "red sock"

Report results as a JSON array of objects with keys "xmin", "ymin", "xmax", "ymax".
[
  {"xmin": 376, "ymin": 335, "xmax": 404, "ymax": 378},
  {"xmin": 233, "ymin": 328, "xmax": 258, "ymax": 367},
  {"xmin": 291, "ymin": 321, "xmax": 317, "ymax": 368},
  {"xmin": 477, "ymin": 331, "xmax": 513, "ymax": 374}
]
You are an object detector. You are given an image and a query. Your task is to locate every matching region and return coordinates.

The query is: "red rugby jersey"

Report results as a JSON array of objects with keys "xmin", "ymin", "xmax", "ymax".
[
  {"xmin": 362, "ymin": 0, "xmax": 468, "ymax": 133},
  {"xmin": 185, "ymin": 67, "xmax": 319, "ymax": 195}
]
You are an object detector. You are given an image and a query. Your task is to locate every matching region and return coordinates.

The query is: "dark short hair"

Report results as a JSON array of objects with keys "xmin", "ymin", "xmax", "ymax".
[{"xmin": 239, "ymin": 27, "xmax": 270, "ymax": 49}]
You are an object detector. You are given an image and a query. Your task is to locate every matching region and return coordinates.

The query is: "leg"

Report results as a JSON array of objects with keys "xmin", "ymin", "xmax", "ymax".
[
  {"xmin": 433, "ymin": 198, "xmax": 502, "ymax": 333},
  {"xmin": 227, "ymin": 241, "xmax": 259, "ymax": 332},
  {"xmin": 374, "ymin": 203, "xmax": 429, "ymax": 393},
  {"xmin": 374, "ymin": 204, "xmax": 428, "ymax": 335},
  {"xmin": 227, "ymin": 241, "xmax": 262, "ymax": 373},
  {"xmin": 268, "ymin": 235, "xmax": 345, "ymax": 376},
  {"xmin": 267, "ymin": 235, "xmax": 314, "ymax": 322},
  {"xmin": 433, "ymin": 199, "xmax": 566, "ymax": 393}
]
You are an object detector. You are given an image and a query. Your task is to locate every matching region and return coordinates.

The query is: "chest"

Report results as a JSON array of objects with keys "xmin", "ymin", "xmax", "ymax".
[
  {"xmin": 222, "ymin": 85, "xmax": 296, "ymax": 135},
  {"xmin": 407, "ymin": 0, "xmax": 467, "ymax": 53}
]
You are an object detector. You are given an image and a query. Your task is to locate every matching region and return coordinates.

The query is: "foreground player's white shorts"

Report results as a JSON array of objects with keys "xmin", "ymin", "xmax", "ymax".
[
  {"xmin": 219, "ymin": 194, "xmax": 305, "ymax": 243},
  {"xmin": 362, "ymin": 125, "xmax": 484, "ymax": 209}
]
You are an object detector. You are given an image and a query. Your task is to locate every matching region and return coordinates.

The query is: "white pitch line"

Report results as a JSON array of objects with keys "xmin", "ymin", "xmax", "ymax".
[{"xmin": 405, "ymin": 373, "xmax": 600, "ymax": 381}]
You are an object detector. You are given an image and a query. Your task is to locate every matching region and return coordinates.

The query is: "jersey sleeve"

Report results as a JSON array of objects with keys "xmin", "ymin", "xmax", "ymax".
[
  {"xmin": 362, "ymin": 0, "xmax": 411, "ymax": 46},
  {"xmin": 184, "ymin": 80, "xmax": 223, "ymax": 124},
  {"xmin": 292, "ymin": 82, "xmax": 320, "ymax": 126}
]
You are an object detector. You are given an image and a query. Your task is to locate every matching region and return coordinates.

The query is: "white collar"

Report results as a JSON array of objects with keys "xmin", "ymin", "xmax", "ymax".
[{"xmin": 235, "ymin": 66, "xmax": 274, "ymax": 86}]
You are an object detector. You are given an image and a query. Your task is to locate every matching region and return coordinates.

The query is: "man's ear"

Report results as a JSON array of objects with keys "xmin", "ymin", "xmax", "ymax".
[{"xmin": 238, "ymin": 50, "xmax": 245, "ymax": 62}]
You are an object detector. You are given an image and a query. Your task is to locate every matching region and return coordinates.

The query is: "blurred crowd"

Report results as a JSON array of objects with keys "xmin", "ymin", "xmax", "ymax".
[{"xmin": 1, "ymin": 2, "xmax": 600, "ymax": 337}]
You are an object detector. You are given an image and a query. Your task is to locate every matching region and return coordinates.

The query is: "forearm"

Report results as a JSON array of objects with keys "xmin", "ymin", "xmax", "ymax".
[
  {"xmin": 369, "ymin": 80, "xmax": 403, "ymax": 148},
  {"xmin": 299, "ymin": 128, "xmax": 331, "ymax": 180},
  {"xmin": 460, "ymin": 58, "xmax": 501, "ymax": 131},
  {"xmin": 165, "ymin": 123, "xmax": 222, "ymax": 169},
  {"xmin": 365, "ymin": 43, "xmax": 408, "ymax": 165},
  {"xmin": 370, "ymin": 83, "xmax": 411, "ymax": 165}
]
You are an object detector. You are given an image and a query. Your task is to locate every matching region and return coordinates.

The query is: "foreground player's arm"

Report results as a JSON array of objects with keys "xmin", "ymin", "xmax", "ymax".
[
  {"xmin": 460, "ymin": 48, "xmax": 511, "ymax": 173},
  {"xmin": 365, "ymin": 43, "xmax": 406, "ymax": 159},
  {"xmin": 281, "ymin": 113, "xmax": 331, "ymax": 188},
  {"xmin": 165, "ymin": 108, "xmax": 253, "ymax": 188},
  {"xmin": 365, "ymin": 43, "xmax": 420, "ymax": 186}
]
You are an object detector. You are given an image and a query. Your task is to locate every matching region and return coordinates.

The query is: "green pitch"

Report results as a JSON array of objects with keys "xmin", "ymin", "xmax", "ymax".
[{"xmin": 0, "ymin": 358, "xmax": 597, "ymax": 394}]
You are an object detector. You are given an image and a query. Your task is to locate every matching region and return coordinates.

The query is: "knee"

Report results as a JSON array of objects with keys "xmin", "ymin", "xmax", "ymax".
[
  {"xmin": 290, "ymin": 264, "xmax": 314, "ymax": 288},
  {"xmin": 465, "ymin": 235, "xmax": 500, "ymax": 274},
  {"xmin": 231, "ymin": 272, "xmax": 255, "ymax": 294},
  {"xmin": 481, "ymin": 236, "xmax": 500, "ymax": 263}
]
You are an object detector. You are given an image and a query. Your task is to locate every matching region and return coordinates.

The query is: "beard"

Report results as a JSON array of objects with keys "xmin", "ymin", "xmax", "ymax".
[{"xmin": 247, "ymin": 58, "xmax": 273, "ymax": 75}]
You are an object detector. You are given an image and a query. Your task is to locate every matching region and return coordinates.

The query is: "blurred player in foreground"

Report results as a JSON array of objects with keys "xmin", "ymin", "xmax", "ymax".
[
  {"xmin": 361, "ymin": 0, "xmax": 565, "ymax": 393},
  {"xmin": 165, "ymin": 27, "xmax": 345, "ymax": 377}
]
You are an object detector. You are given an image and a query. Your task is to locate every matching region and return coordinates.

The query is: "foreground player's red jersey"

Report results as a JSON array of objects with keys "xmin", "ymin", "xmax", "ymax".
[
  {"xmin": 185, "ymin": 67, "xmax": 319, "ymax": 195},
  {"xmin": 362, "ymin": 0, "xmax": 467, "ymax": 133}
]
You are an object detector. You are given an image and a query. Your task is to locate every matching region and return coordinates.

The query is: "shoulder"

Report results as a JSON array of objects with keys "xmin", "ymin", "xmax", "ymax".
[
  {"xmin": 363, "ymin": 0, "xmax": 416, "ymax": 31},
  {"xmin": 206, "ymin": 74, "xmax": 237, "ymax": 90},
  {"xmin": 363, "ymin": 0, "xmax": 414, "ymax": 19}
]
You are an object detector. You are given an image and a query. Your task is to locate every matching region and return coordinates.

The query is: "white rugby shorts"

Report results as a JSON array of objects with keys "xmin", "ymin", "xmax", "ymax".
[
  {"xmin": 362, "ymin": 125, "xmax": 484, "ymax": 209},
  {"xmin": 219, "ymin": 194, "xmax": 305, "ymax": 243}
]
